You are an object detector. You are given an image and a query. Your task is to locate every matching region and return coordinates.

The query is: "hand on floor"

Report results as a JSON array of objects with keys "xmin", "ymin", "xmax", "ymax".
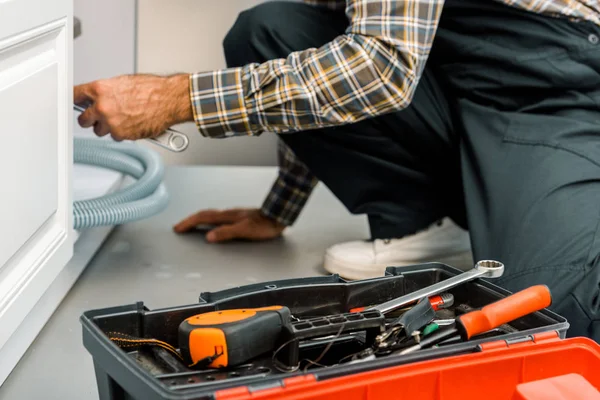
[{"xmin": 173, "ymin": 208, "xmax": 285, "ymax": 243}]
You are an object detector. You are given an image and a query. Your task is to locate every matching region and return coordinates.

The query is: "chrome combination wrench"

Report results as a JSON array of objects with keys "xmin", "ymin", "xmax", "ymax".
[
  {"xmin": 369, "ymin": 260, "xmax": 505, "ymax": 315},
  {"xmin": 73, "ymin": 104, "xmax": 189, "ymax": 153}
]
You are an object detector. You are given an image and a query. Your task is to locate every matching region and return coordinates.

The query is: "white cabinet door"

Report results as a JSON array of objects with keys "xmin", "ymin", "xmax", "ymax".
[{"xmin": 0, "ymin": 0, "xmax": 73, "ymax": 379}]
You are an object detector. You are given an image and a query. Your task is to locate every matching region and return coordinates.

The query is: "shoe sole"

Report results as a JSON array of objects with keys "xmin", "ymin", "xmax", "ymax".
[{"xmin": 324, "ymin": 251, "xmax": 474, "ymax": 281}]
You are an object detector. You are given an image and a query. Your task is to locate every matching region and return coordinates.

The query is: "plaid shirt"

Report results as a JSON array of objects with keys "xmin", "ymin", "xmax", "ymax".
[{"xmin": 189, "ymin": 0, "xmax": 600, "ymax": 226}]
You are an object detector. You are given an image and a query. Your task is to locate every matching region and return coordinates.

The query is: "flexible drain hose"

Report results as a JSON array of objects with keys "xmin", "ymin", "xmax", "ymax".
[{"xmin": 73, "ymin": 137, "xmax": 169, "ymax": 230}]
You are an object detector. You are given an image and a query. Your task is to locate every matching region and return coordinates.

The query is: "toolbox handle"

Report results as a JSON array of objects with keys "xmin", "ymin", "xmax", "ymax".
[{"xmin": 199, "ymin": 275, "xmax": 350, "ymax": 303}]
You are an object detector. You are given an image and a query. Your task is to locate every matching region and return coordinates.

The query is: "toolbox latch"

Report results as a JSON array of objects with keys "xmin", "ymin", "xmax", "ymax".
[{"xmin": 480, "ymin": 330, "xmax": 560, "ymax": 351}]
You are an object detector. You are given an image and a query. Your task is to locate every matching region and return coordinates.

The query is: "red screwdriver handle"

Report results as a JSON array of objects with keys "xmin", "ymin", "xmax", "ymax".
[{"xmin": 457, "ymin": 285, "xmax": 552, "ymax": 340}]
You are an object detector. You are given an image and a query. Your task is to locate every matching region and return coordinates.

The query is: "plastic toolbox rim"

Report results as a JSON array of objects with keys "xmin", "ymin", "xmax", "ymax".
[{"xmin": 80, "ymin": 262, "xmax": 570, "ymax": 400}]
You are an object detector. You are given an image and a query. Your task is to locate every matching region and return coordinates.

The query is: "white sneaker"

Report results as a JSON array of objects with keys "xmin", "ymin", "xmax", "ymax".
[{"xmin": 324, "ymin": 217, "xmax": 472, "ymax": 280}]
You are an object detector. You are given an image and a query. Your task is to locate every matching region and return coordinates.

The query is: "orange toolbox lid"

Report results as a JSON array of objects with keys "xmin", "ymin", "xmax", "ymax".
[
  {"xmin": 216, "ymin": 332, "xmax": 600, "ymax": 400},
  {"xmin": 514, "ymin": 373, "xmax": 600, "ymax": 400}
]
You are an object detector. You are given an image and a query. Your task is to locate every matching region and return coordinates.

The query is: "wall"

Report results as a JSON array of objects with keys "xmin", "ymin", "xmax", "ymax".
[
  {"xmin": 73, "ymin": 0, "xmax": 136, "ymax": 141},
  {"xmin": 136, "ymin": 0, "xmax": 281, "ymax": 166},
  {"xmin": 73, "ymin": 0, "xmax": 136, "ymax": 103}
]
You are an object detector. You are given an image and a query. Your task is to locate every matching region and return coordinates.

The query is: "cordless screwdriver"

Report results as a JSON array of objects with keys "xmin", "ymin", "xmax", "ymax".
[{"xmin": 178, "ymin": 306, "xmax": 291, "ymax": 369}]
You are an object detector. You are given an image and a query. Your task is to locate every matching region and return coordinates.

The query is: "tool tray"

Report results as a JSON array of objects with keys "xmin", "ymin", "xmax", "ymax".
[{"xmin": 80, "ymin": 262, "xmax": 569, "ymax": 400}]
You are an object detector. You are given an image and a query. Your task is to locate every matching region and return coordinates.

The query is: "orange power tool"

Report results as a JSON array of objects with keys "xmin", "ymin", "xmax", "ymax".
[
  {"xmin": 397, "ymin": 284, "xmax": 553, "ymax": 354},
  {"xmin": 178, "ymin": 306, "xmax": 291, "ymax": 369}
]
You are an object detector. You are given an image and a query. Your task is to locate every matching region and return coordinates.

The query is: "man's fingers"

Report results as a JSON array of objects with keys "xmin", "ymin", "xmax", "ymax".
[
  {"xmin": 93, "ymin": 121, "xmax": 110, "ymax": 137},
  {"xmin": 173, "ymin": 209, "xmax": 283, "ymax": 242},
  {"xmin": 78, "ymin": 107, "xmax": 99, "ymax": 128},
  {"xmin": 173, "ymin": 215, "xmax": 200, "ymax": 233},
  {"xmin": 205, "ymin": 224, "xmax": 244, "ymax": 243},
  {"xmin": 173, "ymin": 210, "xmax": 226, "ymax": 233},
  {"xmin": 74, "ymin": 83, "xmax": 96, "ymax": 107},
  {"xmin": 74, "ymin": 83, "xmax": 103, "ymax": 131},
  {"xmin": 173, "ymin": 209, "xmax": 246, "ymax": 233},
  {"xmin": 110, "ymin": 130, "xmax": 126, "ymax": 142}
]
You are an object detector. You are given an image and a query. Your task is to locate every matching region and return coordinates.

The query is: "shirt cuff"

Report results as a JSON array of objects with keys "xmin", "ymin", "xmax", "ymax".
[
  {"xmin": 260, "ymin": 174, "xmax": 318, "ymax": 226},
  {"xmin": 189, "ymin": 68, "xmax": 254, "ymax": 138}
]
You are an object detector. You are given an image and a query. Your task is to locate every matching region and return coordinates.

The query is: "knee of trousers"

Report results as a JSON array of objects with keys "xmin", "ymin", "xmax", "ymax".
[
  {"xmin": 222, "ymin": 2, "xmax": 289, "ymax": 67},
  {"xmin": 492, "ymin": 251, "xmax": 600, "ymax": 341},
  {"xmin": 540, "ymin": 255, "xmax": 600, "ymax": 341}
]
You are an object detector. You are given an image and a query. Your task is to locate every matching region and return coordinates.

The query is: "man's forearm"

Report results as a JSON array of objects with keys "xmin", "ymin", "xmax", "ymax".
[{"xmin": 166, "ymin": 74, "xmax": 195, "ymax": 126}]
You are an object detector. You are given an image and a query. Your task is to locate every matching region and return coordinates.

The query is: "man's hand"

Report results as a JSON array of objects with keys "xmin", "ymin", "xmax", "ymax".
[
  {"xmin": 173, "ymin": 208, "xmax": 286, "ymax": 243},
  {"xmin": 74, "ymin": 74, "xmax": 193, "ymax": 141}
]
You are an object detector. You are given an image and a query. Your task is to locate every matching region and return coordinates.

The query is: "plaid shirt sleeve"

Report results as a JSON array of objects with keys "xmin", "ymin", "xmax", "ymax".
[
  {"xmin": 260, "ymin": 140, "xmax": 319, "ymax": 226},
  {"xmin": 188, "ymin": 0, "xmax": 444, "ymax": 138}
]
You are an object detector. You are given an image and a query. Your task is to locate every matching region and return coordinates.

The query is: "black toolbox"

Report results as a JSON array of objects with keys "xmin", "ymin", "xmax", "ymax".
[{"xmin": 80, "ymin": 262, "xmax": 569, "ymax": 400}]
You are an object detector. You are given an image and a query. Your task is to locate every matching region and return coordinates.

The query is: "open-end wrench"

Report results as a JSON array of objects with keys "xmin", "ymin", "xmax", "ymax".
[{"xmin": 368, "ymin": 260, "xmax": 505, "ymax": 315}]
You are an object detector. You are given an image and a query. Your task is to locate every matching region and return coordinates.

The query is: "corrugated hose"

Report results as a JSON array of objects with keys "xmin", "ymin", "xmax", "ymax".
[{"xmin": 73, "ymin": 137, "xmax": 169, "ymax": 229}]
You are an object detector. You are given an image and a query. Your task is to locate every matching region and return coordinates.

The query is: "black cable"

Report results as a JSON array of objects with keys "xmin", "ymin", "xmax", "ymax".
[{"xmin": 271, "ymin": 323, "xmax": 347, "ymax": 373}]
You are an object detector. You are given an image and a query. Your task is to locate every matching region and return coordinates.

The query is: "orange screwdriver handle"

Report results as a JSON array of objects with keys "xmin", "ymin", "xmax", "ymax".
[{"xmin": 457, "ymin": 285, "xmax": 552, "ymax": 340}]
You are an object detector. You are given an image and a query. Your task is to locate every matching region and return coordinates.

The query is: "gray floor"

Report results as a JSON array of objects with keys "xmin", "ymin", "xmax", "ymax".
[
  {"xmin": 1, "ymin": 166, "xmax": 373, "ymax": 400},
  {"xmin": 1, "ymin": 166, "xmax": 472, "ymax": 400}
]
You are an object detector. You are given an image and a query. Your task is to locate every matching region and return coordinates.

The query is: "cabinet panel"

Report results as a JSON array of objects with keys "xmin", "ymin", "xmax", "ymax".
[
  {"xmin": 0, "ymin": 42, "xmax": 59, "ymax": 269},
  {"xmin": 0, "ymin": 17, "xmax": 72, "ymax": 354},
  {"xmin": 0, "ymin": 0, "xmax": 68, "ymax": 42}
]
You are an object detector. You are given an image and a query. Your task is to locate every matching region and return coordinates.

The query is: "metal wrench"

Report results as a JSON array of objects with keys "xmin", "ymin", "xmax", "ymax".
[
  {"xmin": 368, "ymin": 260, "xmax": 505, "ymax": 315},
  {"xmin": 73, "ymin": 104, "xmax": 189, "ymax": 152}
]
